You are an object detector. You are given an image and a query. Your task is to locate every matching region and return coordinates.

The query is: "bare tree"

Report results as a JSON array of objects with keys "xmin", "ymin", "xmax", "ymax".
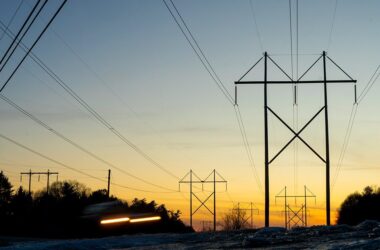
[{"xmin": 221, "ymin": 206, "xmax": 249, "ymax": 231}]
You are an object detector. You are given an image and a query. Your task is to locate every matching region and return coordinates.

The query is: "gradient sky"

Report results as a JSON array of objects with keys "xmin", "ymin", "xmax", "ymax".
[{"xmin": 0, "ymin": 0, "xmax": 379, "ymax": 229}]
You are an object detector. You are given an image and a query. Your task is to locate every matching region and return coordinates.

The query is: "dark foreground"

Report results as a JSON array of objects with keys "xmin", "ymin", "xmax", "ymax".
[{"xmin": 1, "ymin": 220, "xmax": 380, "ymax": 249}]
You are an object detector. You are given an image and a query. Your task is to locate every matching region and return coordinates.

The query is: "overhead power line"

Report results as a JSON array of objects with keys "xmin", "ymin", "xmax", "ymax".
[
  {"xmin": 288, "ymin": 0, "xmax": 294, "ymax": 79},
  {"xmin": 0, "ymin": 0, "xmax": 25, "ymax": 41},
  {"xmin": 0, "ymin": 0, "xmax": 48, "ymax": 74},
  {"xmin": 0, "ymin": 23, "xmax": 179, "ymax": 181},
  {"xmin": 0, "ymin": 94, "xmax": 177, "ymax": 192},
  {"xmin": 331, "ymin": 103, "xmax": 357, "ymax": 189},
  {"xmin": 163, "ymin": 0, "xmax": 263, "ymax": 193},
  {"xmin": 332, "ymin": 64, "xmax": 380, "ymax": 188},
  {"xmin": 162, "ymin": 0, "xmax": 234, "ymax": 105},
  {"xmin": 234, "ymin": 105, "xmax": 264, "ymax": 193},
  {"xmin": 327, "ymin": 0, "xmax": 338, "ymax": 52},
  {"xmin": 0, "ymin": 0, "xmax": 67, "ymax": 92},
  {"xmin": 357, "ymin": 64, "xmax": 380, "ymax": 104},
  {"xmin": 0, "ymin": 0, "xmax": 42, "ymax": 68},
  {"xmin": 0, "ymin": 133, "xmax": 176, "ymax": 194},
  {"xmin": 248, "ymin": 0, "xmax": 264, "ymax": 53}
]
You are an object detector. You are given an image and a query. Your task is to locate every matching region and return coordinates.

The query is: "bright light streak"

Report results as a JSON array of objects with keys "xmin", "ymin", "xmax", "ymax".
[
  {"xmin": 130, "ymin": 216, "xmax": 161, "ymax": 223},
  {"xmin": 100, "ymin": 217, "xmax": 130, "ymax": 225}
]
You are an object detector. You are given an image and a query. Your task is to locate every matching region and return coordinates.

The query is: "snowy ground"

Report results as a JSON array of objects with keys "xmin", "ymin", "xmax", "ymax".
[{"xmin": 1, "ymin": 220, "xmax": 380, "ymax": 249}]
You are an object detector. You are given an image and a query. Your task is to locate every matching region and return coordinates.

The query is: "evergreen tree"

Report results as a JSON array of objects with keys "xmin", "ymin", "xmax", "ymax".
[{"xmin": 0, "ymin": 171, "xmax": 13, "ymax": 216}]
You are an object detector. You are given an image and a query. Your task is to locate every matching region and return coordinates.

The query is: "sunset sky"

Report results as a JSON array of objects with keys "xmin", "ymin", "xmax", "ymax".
[{"xmin": 0, "ymin": 0, "xmax": 379, "ymax": 229}]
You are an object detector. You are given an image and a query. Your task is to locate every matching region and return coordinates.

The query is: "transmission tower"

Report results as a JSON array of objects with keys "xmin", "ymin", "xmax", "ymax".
[
  {"xmin": 235, "ymin": 51, "xmax": 356, "ymax": 226},
  {"xmin": 179, "ymin": 169, "xmax": 227, "ymax": 231},
  {"xmin": 275, "ymin": 185, "xmax": 316, "ymax": 229},
  {"xmin": 233, "ymin": 202, "xmax": 259, "ymax": 228},
  {"xmin": 20, "ymin": 169, "xmax": 58, "ymax": 194}
]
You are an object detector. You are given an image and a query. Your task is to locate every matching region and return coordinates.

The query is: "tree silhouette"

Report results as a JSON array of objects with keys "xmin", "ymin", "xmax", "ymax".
[
  {"xmin": 0, "ymin": 173, "xmax": 190, "ymax": 237},
  {"xmin": 221, "ymin": 206, "xmax": 249, "ymax": 231},
  {"xmin": 10, "ymin": 186, "xmax": 32, "ymax": 216},
  {"xmin": 88, "ymin": 189, "xmax": 117, "ymax": 204},
  {"xmin": 0, "ymin": 171, "xmax": 13, "ymax": 217},
  {"xmin": 337, "ymin": 186, "xmax": 380, "ymax": 225}
]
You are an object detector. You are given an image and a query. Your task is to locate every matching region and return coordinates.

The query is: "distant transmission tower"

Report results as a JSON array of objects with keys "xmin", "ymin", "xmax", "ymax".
[
  {"xmin": 20, "ymin": 169, "xmax": 58, "ymax": 194},
  {"xmin": 179, "ymin": 169, "xmax": 227, "ymax": 231},
  {"xmin": 275, "ymin": 185, "xmax": 316, "ymax": 229},
  {"xmin": 235, "ymin": 51, "xmax": 356, "ymax": 226},
  {"xmin": 233, "ymin": 202, "xmax": 259, "ymax": 228}
]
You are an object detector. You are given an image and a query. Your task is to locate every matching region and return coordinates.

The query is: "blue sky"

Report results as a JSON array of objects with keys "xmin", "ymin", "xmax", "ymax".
[{"xmin": 0, "ymin": 0, "xmax": 379, "ymax": 227}]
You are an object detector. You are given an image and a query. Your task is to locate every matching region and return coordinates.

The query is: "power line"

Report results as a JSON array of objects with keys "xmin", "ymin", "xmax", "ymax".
[
  {"xmin": 357, "ymin": 64, "xmax": 380, "ymax": 104},
  {"xmin": 289, "ymin": 0, "xmax": 294, "ymax": 80},
  {"xmin": 332, "ymin": 63, "xmax": 380, "ymax": 188},
  {"xmin": 0, "ymin": 0, "xmax": 41, "ymax": 68},
  {"xmin": 163, "ymin": 0, "xmax": 263, "ymax": 192},
  {"xmin": 0, "ymin": 0, "xmax": 67, "ymax": 92},
  {"xmin": 162, "ymin": 0, "xmax": 234, "ymax": 105},
  {"xmin": 0, "ymin": 94, "xmax": 177, "ymax": 192},
  {"xmin": 0, "ymin": 22, "xmax": 179, "ymax": 181},
  {"xmin": 0, "ymin": 0, "xmax": 48, "ymax": 74},
  {"xmin": 234, "ymin": 105, "xmax": 264, "ymax": 194},
  {"xmin": 41, "ymin": 15, "xmax": 199, "ymax": 171},
  {"xmin": 295, "ymin": 0, "xmax": 299, "ymax": 195},
  {"xmin": 0, "ymin": 133, "xmax": 176, "ymax": 194},
  {"xmin": 248, "ymin": 0, "xmax": 264, "ymax": 53},
  {"xmin": 327, "ymin": 0, "xmax": 338, "ymax": 52},
  {"xmin": 296, "ymin": 0, "xmax": 299, "ymax": 79},
  {"xmin": 169, "ymin": 0, "xmax": 233, "ymax": 103},
  {"xmin": 0, "ymin": 0, "xmax": 25, "ymax": 41},
  {"xmin": 331, "ymin": 104, "xmax": 357, "ymax": 189}
]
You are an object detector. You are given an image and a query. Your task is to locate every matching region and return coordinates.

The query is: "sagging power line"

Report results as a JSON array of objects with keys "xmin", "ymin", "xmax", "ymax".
[
  {"xmin": 0, "ymin": 94, "xmax": 177, "ymax": 192},
  {"xmin": 0, "ymin": 22, "xmax": 179, "ymax": 182},
  {"xmin": 0, "ymin": 133, "xmax": 175, "ymax": 194},
  {"xmin": 0, "ymin": 0, "xmax": 67, "ymax": 92},
  {"xmin": 163, "ymin": 0, "xmax": 263, "ymax": 194}
]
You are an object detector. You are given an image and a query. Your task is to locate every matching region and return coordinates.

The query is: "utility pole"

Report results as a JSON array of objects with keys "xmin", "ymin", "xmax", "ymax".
[
  {"xmin": 20, "ymin": 169, "xmax": 58, "ymax": 194},
  {"xmin": 179, "ymin": 169, "xmax": 227, "ymax": 231},
  {"xmin": 213, "ymin": 169, "xmax": 216, "ymax": 231},
  {"xmin": 107, "ymin": 169, "xmax": 111, "ymax": 197},
  {"xmin": 235, "ymin": 51, "xmax": 356, "ymax": 226}
]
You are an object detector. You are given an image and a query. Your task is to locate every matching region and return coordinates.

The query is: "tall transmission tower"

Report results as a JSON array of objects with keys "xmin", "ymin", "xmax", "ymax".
[
  {"xmin": 235, "ymin": 51, "xmax": 356, "ymax": 227},
  {"xmin": 20, "ymin": 169, "xmax": 58, "ymax": 194},
  {"xmin": 179, "ymin": 169, "xmax": 227, "ymax": 231}
]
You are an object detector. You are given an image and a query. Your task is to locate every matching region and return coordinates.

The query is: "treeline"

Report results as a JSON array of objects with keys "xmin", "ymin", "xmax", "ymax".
[
  {"xmin": 0, "ymin": 171, "xmax": 192, "ymax": 237},
  {"xmin": 337, "ymin": 186, "xmax": 380, "ymax": 225}
]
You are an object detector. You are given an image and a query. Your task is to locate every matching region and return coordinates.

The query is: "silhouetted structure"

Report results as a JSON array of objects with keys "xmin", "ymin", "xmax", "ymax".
[
  {"xmin": 337, "ymin": 186, "xmax": 380, "ymax": 225},
  {"xmin": 0, "ymin": 172, "xmax": 190, "ymax": 238},
  {"xmin": 20, "ymin": 169, "xmax": 58, "ymax": 194},
  {"xmin": 275, "ymin": 186, "xmax": 316, "ymax": 229},
  {"xmin": 232, "ymin": 202, "xmax": 259, "ymax": 228},
  {"xmin": 235, "ymin": 51, "xmax": 356, "ymax": 226},
  {"xmin": 179, "ymin": 169, "xmax": 227, "ymax": 231}
]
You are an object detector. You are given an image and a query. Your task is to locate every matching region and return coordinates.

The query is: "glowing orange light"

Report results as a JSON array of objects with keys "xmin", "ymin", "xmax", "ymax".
[
  {"xmin": 130, "ymin": 216, "xmax": 161, "ymax": 223},
  {"xmin": 100, "ymin": 217, "xmax": 130, "ymax": 225}
]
